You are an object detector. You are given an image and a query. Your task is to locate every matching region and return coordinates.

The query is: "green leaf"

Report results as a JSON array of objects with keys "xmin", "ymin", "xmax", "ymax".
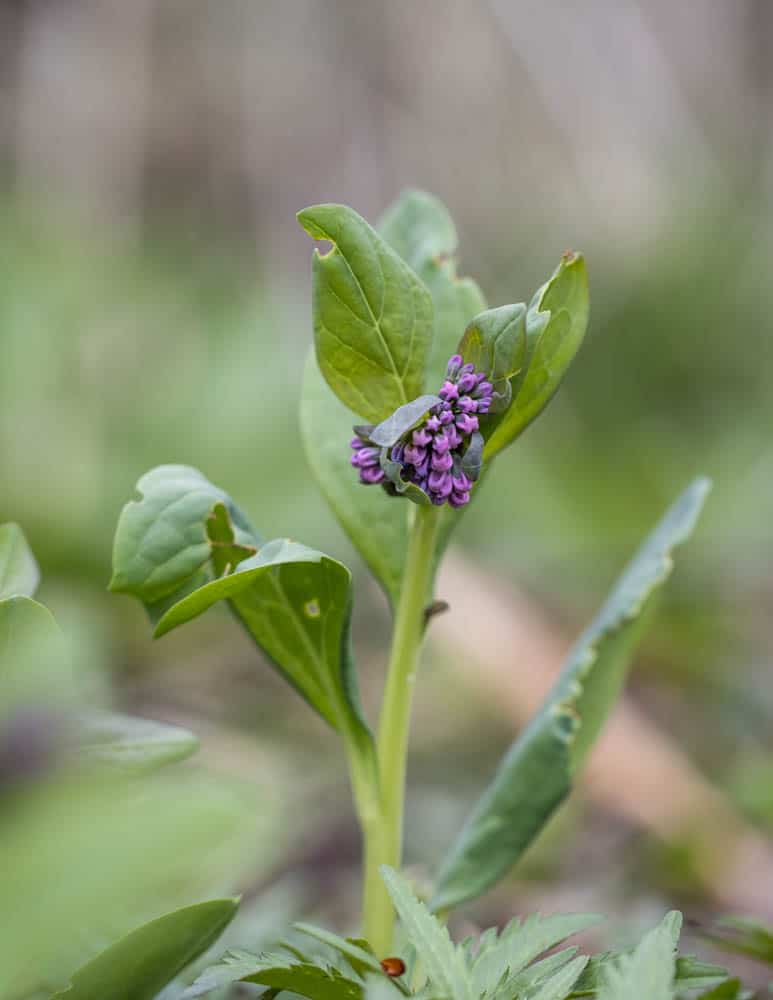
[
  {"xmin": 77, "ymin": 711, "xmax": 199, "ymax": 772},
  {"xmin": 597, "ymin": 911, "xmax": 681, "ymax": 1000},
  {"xmin": 471, "ymin": 913, "xmax": 602, "ymax": 998},
  {"xmin": 111, "ymin": 467, "xmax": 372, "ymax": 757},
  {"xmin": 571, "ymin": 952, "xmax": 731, "ymax": 997},
  {"xmin": 432, "ymin": 478, "xmax": 710, "ymax": 912},
  {"xmin": 300, "ymin": 352, "xmax": 410, "ymax": 606},
  {"xmin": 368, "ymin": 395, "xmax": 442, "ymax": 448},
  {"xmin": 0, "ymin": 523, "xmax": 40, "ymax": 599},
  {"xmin": 109, "ymin": 465, "xmax": 257, "ymax": 604},
  {"xmin": 523, "ymin": 955, "xmax": 588, "ymax": 1000},
  {"xmin": 49, "ymin": 898, "xmax": 239, "ymax": 1000},
  {"xmin": 378, "ymin": 190, "xmax": 487, "ymax": 392},
  {"xmin": 702, "ymin": 915, "xmax": 773, "ymax": 964},
  {"xmin": 381, "ymin": 866, "xmax": 472, "ymax": 1000},
  {"xmin": 484, "ymin": 252, "xmax": 589, "ymax": 461},
  {"xmin": 184, "ymin": 948, "xmax": 365, "ymax": 1000},
  {"xmin": 298, "ymin": 203, "xmax": 433, "ymax": 423},
  {"xmin": 458, "ymin": 304, "xmax": 528, "ymax": 385},
  {"xmin": 692, "ymin": 981, "xmax": 745, "ymax": 1000},
  {"xmin": 293, "ymin": 923, "xmax": 383, "ymax": 977}
]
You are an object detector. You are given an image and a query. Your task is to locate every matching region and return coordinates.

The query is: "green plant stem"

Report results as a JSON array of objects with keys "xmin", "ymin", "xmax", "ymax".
[{"xmin": 365, "ymin": 503, "xmax": 440, "ymax": 954}]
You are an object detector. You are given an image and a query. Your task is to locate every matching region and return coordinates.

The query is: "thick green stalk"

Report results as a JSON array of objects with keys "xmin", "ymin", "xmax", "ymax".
[{"xmin": 365, "ymin": 504, "xmax": 440, "ymax": 954}]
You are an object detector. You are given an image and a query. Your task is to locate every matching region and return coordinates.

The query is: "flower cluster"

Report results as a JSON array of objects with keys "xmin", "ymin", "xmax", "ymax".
[{"xmin": 350, "ymin": 355, "xmax": 494, "ymax": 508}]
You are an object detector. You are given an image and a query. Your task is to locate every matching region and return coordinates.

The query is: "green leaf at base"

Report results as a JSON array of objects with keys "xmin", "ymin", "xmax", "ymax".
[
  {"xmin": 432, "ymin": 478, "xmax": 710, "ymax": 912},
  {"xmin": 49, "ymin": 898, "xmax": 238, "ymax": 1000},
  {"xmin": 298, "ymin": 203, "xmax": 433, "ymax": 423}
]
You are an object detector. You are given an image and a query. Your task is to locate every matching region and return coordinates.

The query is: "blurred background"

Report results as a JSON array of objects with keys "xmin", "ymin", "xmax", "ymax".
[{"xmin": 1, "ymin": 0, "xmax": 772, "ymax": 994}]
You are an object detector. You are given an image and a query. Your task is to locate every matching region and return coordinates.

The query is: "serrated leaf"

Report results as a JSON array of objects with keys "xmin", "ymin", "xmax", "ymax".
[
  {"xmin": 472, "ymin": 913, "xmax": 602, "ymax": 998},
  {"xmin": 523, "ymin": 955, "xmax": 588, "ymax": 1000},
  {"xmin": 77, "ymin": 711, "xmax": 199, "ymax": 772},
  {"xmin": 484, "ymin": 253, "xmax": 589, "ymax": 461},
  {"xmin": 378, "ymin": 190, "xmax": 487, "ymax": 392},
  {"xmin": 571, "ymin": 952, "xmax": 731, "ymax": 998},
  {"xmin": 298, "ymin": 203, "xmax": 433, "ymax": 423},
  {"xmin": 0, "ymin": 523, "xmax": 40, "ymax": 599},
  {"xmin": 381, "ymin": 866, "xmax": 472, "ymax": 1000},
  {"xmin": 109, "ymin": 465, "xmax": 257, "ymax": 604},
  {"xmin": 432, "ymin": 479, "xmax": 710, "ymax": 911},
  {"xmin": 184, "ymin": 948, "xmax": 365, "ymax": 1000},
  {"xmin": 300, "ymin": 352, "xmax": 410, "ymax": 606},
  {"xmin": 294, "ymin": 923, "xmax": 383, "ymax": 976},
  {"xmin": 597, "ymin": 911, "xmax": 682, "ymax": 1000},
  {"xmin": 49, "ymin": 898, "xmax": 239, "ymax": 1000}
]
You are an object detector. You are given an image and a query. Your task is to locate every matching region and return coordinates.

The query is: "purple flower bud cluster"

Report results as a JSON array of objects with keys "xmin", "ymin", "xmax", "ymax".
[{"xmin": 350, "ymin": 355, "xmax": 494, "ymax": 508}]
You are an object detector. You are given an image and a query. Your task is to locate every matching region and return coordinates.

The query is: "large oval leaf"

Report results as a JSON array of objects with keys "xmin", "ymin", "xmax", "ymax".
[
  {"xmin": 297, "ymin": 203, "xmax": 433, "ymax": 423},
  {"xmin": 432, "ymin": 478, "xmax": 710, "ymax": 912},
  {"xmin": 377, "ymin": 189, "xmax": 487, "ymax": 392},
  {"xmin": 49, "ymin": 898, "xmax": 239, "ymax": 1000},
  {"xmin": 0, "ymin": 522, "xmax": 40, "ymax": 599},
  {"xmin": 484, "ymin": 252, "xmax": 589, "ymax": 461}
]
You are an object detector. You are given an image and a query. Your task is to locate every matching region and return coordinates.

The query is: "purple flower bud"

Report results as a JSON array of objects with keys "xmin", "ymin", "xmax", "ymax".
[
  {"xmin": 428, "ymin": 470, "xmax": 454, "ymax": 496},
  {"xmin": 460, "ymin": 363, "xmax": 475, "ymax": 376},
  {"xmin": 449, "ymin": 489, "xmax": 471, "ymax": 508},
  {"xmin": 351, "ymin": 445, "xmax": 380, "ymax": 468},
  {"xmin": 391, "ymin": 443, "xmax": 405, "ymax": 462},
  {"xmin": 414, "ymin": 455, "xmax": 430, "ymax": 478},
  {"xmin": 350, "ymin": 436, "xmax": 365, "ymax": 450},
  {"xmin": 446, "ymin": 354, "xmax": 463, "ymax": 377},
  {"xmin": 430, "ymin": 492, "xmax": 447, "ymax": 506},
  {"xmin": 403, "ymin": 444, "xmax": 427, "ymax": 466},
  {"xmin": 432, "ymin": 433, "xmax": 451, "ymax": 454},
  {"xmin": 425, "ymin": 415, "xmax": 441, "ymax": 432},
  {"xmin": 439, "ymin": 380, "xmax": 459, "ymax": 402},
  {"xmin": 412, "ymin": 427, "xmax": 432, "ymax": 447},
  {"xmin": 439, "ymin": 409, "xmax": 454, "ymax": 426},
  {"xmin": 361, "ymin": 466, "xmax": 385, "ymax": 485},
  {"xmin": 457, "ymin": 396, "xmax": 477, "ymax": 414},
  {"xmin": 453, "ymin": 471, "xmax": 472, "ymax": 491},
  {"xmin": 476, "ymin": 397, "xmax": 492, "ymax": 414},
  {"xmin": 445, "ymin": 426, "xmax": 462, "ymax": 448},
  {"xmin": 458, "ymin": 372, "xmax": 477, "ymax": 393},
  {"xmin": 456, "ymin": 413, "xmax": 479, "ymax": 435},
  {"xmin": 430, "ymin": 450, "xmax": 453, "ymax": 472},
  {"xmin": 474, "ymin": 380, "xmax": 493, "ymax": 398}
]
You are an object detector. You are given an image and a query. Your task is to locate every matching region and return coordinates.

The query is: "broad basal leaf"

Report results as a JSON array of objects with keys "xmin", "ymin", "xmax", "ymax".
[
  {"xmin": 484, "ymin": 252, "xmax": 589, "ymax": 461},
  {"xmin": 0, "ymin": 522, "xmax": 39, "ymax": 599},
  {"xmin": 77, "ymin": 711, "xmax": 199, "ymax": 772},
  {"xmin": 48, "ymin": 898, "xmax": 238, "ymax": 1000},
  {"xmin": 432, "ymin": 479, "xmax": 710, "ymax": 912},
  {"xmin": 381, "ymin": 866, "xmax": 472, "ymax": 1000},
  {"xmin": 298, "ymin": 203, "xmax": 433, "ymax": 423},
  {"xmin": 111, "ymin": 466, "xmax": 373, "ymax": 759},
  {"xmin": 597, "ymin": 911, "xmax": 681, "ymax": 1000},
  {"xmin": 378, "ymin": 189, "xmax": 487, "ymax": 392}
]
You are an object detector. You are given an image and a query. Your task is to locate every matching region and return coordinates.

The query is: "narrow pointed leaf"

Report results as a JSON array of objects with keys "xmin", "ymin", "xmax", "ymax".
[
  {"xmin": 298, "ymin": 203, "xmax": 433, "ymax": 423},
  {"xmin": 484, "ymin": 252, "xmax": 589, "ymax": 460},
  {"xmin": 432, "ymin": 479, "xmax": 710, "ymax": 911},
  {"xmin": 49, "ymin": 898, "xmax": 239, "ymax": 1000},
  {"xmin": 0, "ymin": 523, "xmax": 40, "ymax": 600},
  {"xmin": 378, "ymin": 189, "xmax": 487, "ymax": 391},
  {"xmin": 597, "ymin": 911, "xmax": 681, "ymax": 1000},
  {"xmin": 77, "ymin": 711, "xmax": 199, "ymax": 772},
  {"xmin": 524, "ymin": 955, "xmax": 588, "ymax": 1000}
]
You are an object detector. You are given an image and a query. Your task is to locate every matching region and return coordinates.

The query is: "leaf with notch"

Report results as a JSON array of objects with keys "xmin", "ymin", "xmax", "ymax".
[
  {"xmin": 378, "ymin": 190, "xmax": 487, "ymax": 392},
  {"xmin": 432, "ymin": 478, "xmax": 710, "ymax": 912},
  {"xmin": 77, "ymin": 711, "xmax": 199, "ymax": 772},
  {"xmin": 0, "ymin": 523, "xmax": 39, "ymax": 600},
  {"xmin": 298, "ymin": 203, "xmax": 433, "ymax": 423},
  {"xmin": 381, "ymin": 866, "xmax": 472, "ymax": 1000},
  {"xmin": 484, "ymin": 252, "xmax": 589, "ymax": 461},
  {"xmin": 49, "ymin": 898, "xmax": 239, "ymax": 1000}
]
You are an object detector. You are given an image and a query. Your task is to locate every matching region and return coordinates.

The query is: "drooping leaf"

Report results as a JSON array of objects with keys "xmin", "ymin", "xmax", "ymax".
[
  {"xmin": 298, "ymin": 203, "xmax": 434, "ymax": 423},
  {"xmin": 109, "ymin": 465, "xmax": 257, "ymax": 605},
  {"xmin": 484, "ymin": 252, "xmax": 589, "ymax": 461},
  {"xmin": 184, "ymin": 948, "xmax": 365, "ymax": 1000},
  {"xmin": 432, "ymin": 478, "xmax": 710, "ymax": 911},
  {"xmin": 380, "ymin": 449, "xmax": 432, "ymax": 506},
  {"xmin": 77, "ymin": 711, "xmax": 199, "ymax": 772},
  {"xmin": 378, "ymin": 190, "xmax": 487, "ymax": 392},
  {"xmin": 300, "ymin": 352, "xmax": 410, "ymax": 606},
  {"xmin": 368, "ymin": 395, "xmax": 442, "ymax": 448},
  {"xmin": 49, "ymin": 898, "xmax": 239, "ymax": 1000},
  {"xmin": 111, "ymin": 467, "xmax": 373, "ymax": 762},
  {"xmin": 596, "ymin": 911, "xmax": 681, "ymax": 1000},
  {"xmin": 0, "ymin": 523, "xmax": 40, "ymax": 599},
  {"xmin": 381, "ymin": 866, "xmax": 473, "ymax": 1000}
]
